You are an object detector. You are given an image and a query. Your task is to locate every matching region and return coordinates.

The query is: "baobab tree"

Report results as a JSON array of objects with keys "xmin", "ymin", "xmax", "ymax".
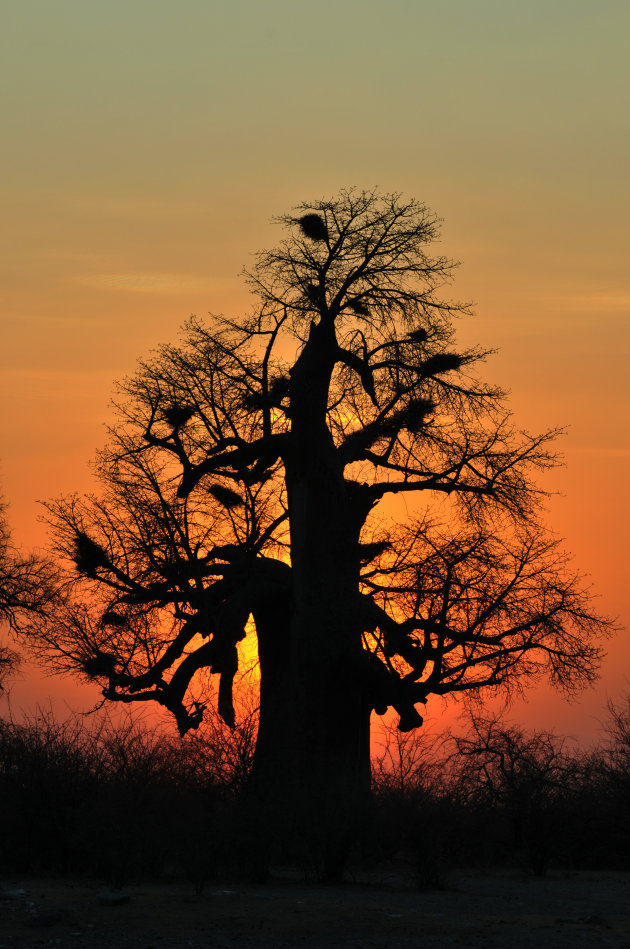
[{"xmin": 24, "ymin": 190, "xmax": 610, "ymax": 852}]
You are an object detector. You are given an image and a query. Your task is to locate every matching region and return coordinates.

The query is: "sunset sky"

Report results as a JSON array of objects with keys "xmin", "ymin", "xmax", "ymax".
[{"xmin": 2, "ymin": 1, "xmax": 629, "ymax": 742}]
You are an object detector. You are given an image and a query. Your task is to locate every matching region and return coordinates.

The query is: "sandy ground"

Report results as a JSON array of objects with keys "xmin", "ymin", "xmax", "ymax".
[{"xmin": 1, "ymin": 869, "xmax": 629, "ymax": 949}]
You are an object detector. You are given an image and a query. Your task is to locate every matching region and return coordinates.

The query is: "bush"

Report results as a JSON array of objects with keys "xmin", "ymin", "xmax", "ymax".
[
  {"xmin": 2, "ymin": 698, "xmax": 630, "ymax": 883},
  {"xmin": 0, "ymin": 708, "xmax": 254, "ymax": 883}
]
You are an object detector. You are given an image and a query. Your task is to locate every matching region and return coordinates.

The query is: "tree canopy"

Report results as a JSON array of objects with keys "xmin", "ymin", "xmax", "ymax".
[
  {"xmin": 22, "ymin": 189, "xmax": 610, "ymax": 817},
  {"xmin": 0, "ymin": 495, "xmax": 55, "ymax": 688}
]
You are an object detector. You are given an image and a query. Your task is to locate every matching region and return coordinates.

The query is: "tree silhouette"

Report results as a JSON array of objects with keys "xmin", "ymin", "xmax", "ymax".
[
  {"xmin": 0, "ymin": 494, "xmax": 55, "ymax": 688},
  {"xmin": 24, "ymin": 190, "xmax": 610, "ymax": 856},
  {"xmin": 451, "ymin": 712, "xmax": 575, "ymax": 874}
]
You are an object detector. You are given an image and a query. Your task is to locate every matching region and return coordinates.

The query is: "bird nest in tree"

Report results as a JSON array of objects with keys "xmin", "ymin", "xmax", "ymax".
[
  {"xmin": 73, "ymin": 532, "xmax": 110, "ymax": 577},
  {"xmin": 297, "ymin": 213, "xmax": 328, "ymax": 242},
  {"xmin": 208, "ymin": 484, "xmax": 245, "ymax": 510},
  {"xmin": 421, "ymin": 353, "xmax": 464, "ymax": 376},
  {"xmin": 163, "ymin": 404, "xmax": 195, "ymax": 429}
]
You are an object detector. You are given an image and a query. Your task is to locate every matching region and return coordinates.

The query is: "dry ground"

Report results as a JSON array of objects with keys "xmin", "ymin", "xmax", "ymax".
[{"xmin": 1, "ymin": 869, "xmax": 629, "ymax": 949}]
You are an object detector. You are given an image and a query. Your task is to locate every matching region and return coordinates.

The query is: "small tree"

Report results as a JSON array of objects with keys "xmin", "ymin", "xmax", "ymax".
[
  {"xmin": 23, "ymin": 190, "xmax": 611, "ymax": 861},
  {"xmin": 602, "ymin": 694, "xmax": 630, "ymax": 775},
  {"xmin": 0, "ymin": 495, "xmax": 55, "ymax": 689},
  {"xmin": 450, "ymin": 712, "xmax": 574, "ymax": 872}
]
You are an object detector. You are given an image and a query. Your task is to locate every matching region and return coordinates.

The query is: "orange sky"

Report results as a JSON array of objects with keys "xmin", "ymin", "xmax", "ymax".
[{"xmin": 1, "ymin": 1, "xmax": 629, "ymax": 744}]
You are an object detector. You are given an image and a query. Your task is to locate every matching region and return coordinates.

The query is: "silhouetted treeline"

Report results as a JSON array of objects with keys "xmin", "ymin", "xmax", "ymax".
[
  {"xmin": 1, "ymin": 702, "xmax": 629, "ymax": 884},
  {"xmin": 370, "ymin": 706, "xmax": 630, "ymax": 881},
  {"xmin": 0, "ymin": 709, "xmax": 256, "ymax": 886}
]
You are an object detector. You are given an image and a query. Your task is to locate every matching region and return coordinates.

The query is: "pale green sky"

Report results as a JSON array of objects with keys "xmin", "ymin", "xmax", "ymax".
[{"xmin": 3, "ymin": 1, "xmax": 628, "ymax": 194}]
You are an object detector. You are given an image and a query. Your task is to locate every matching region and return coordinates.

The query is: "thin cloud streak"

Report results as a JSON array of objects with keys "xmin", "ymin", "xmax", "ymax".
[
  {"xmin": 1, "ymin": 368, "xmax": 124, "ymax": 382},
  {"xmin": 4, "ymin": 314, "xmax": 110, "ymax": 327},
  {"xmin": 567, "ymin": 447, "xmax": 630, "ymax": 458},
  {"xmin": 547, "ymin": 293, "xmax": 630, "ymax": 313},
  {"xmin": 79, "ymin": 272, "xmax": 210, "ymax": 293}
]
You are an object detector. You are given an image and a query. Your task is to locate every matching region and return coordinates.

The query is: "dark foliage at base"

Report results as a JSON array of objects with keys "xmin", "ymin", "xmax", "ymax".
[
  {"xmin": 370, "ymin": 708, "xmax": 630, "ymax": 880},
  {"xmin": 1, "ymin": 701, "xmax": 629, "ymax": 885},
  {"xmin": 0, "ymin": 710, "xmax": 255, "ymax": 887}
]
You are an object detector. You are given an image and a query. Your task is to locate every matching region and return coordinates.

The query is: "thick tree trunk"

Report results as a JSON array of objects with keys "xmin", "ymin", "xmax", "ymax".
[
  {"xmin": 288, "ymin": 477, "xmax": 371, "ymax": 792},
  {"xmin": 248, "ymin": 568, "xmax": 371, "ymax": 878},
  {"xmin": 241, "ymin": 320, "xmax": 373, "ymax": 877},
  {"xmin": 286, "ymin": 477, "xmax": 372, "ymax": 873},
  {"xmin": 280, "ymin": 319, "xmax": 373, "ymax": 874},
  {"xmin": 248, "ymin": 600, "xmax": 293, "ymax": 795}
]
